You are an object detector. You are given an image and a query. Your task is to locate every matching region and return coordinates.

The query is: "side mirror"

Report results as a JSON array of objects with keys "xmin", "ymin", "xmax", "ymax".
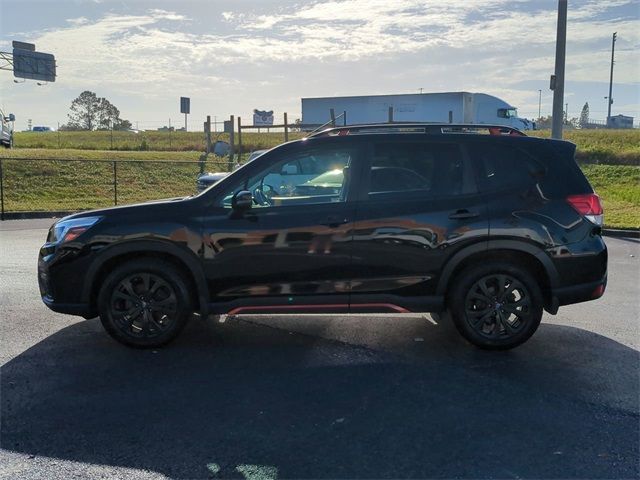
[
  {"xmin": 8, "ymin": 114, "xmax": 15, "ymax": 122},
  {"xmin": 232, "ymin": 190, "xmax": 253, "ymax": 211}
]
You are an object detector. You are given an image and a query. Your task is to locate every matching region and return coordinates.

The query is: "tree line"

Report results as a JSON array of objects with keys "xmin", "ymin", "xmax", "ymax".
[{"xmin": 60, "ymin": 91, "xmax": 132, "ymax": 131}]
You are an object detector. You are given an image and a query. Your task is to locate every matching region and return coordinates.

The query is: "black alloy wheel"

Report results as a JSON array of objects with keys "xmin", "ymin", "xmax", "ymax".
[
  {"xmin": 110, "ymin": 273, "xmax": 178, "ymax": 339},
  {"xmin": 448, "ymin": 262, "xmax": 543, "ymax": 350},
  {"xmin": 465, "ymin": 274, "xmax": 530, "ymax": 339},
  {"xmin": 98, "ymin": 260, "xmax": 192, "ymax": 348}
]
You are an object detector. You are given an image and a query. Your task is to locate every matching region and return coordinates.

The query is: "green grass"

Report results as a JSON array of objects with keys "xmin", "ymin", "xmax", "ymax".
[
  {"xmin": 13, "ymin": 130, "xmax": 304, "ymax": 153},
  {"xmin": 581, "ymin": 164, "xmax": 640, "ymax": 229},
  {"xmin": 2, "ymin": 130, "xmax": 639, "ymax": 228},
  {"xmin": 529, "ymin": 129, "xmax": 640, "ymax": 165},
  {"xmin": 13, "ymin": 129, "xmax": 640, "ymax": 165}
]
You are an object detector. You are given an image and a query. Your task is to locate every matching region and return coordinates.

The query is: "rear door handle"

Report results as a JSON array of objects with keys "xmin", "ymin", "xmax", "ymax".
[
  {"xmin": 319, "ymin": 216, "xmax": 350, "ymax": 228},
  {"xmin": 448, "ymin": 209, "xmax": 479, "ymax": 220}
]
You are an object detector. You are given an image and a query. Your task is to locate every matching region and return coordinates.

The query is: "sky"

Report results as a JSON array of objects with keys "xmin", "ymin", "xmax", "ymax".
[{"xmin": 0, "ymin": 0, "xmax": 638, "ymax": 131}]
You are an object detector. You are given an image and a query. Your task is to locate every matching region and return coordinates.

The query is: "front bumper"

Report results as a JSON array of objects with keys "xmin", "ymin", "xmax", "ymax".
[
  {"xmin": 38, "ymin": 251, "xmax": 95, "ymax": 319},
  {"xmin": 41, "ymin": 295, "xmax": 94, "ymax": 318}
]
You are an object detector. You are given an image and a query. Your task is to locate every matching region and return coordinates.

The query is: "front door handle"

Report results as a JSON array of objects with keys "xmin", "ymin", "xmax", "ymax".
[
  {"xmin": 319, "ymin": 216, "xmax": 350, "ymax": 228},
  {"xmin": 448, "ymin": 209, "xmax": 479, "ymax": 220}
]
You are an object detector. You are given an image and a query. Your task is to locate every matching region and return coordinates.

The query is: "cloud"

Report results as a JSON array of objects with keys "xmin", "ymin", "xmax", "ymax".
[
  {"xmin": 32, "ymin": 2, "xmax": 640, "ymax": 88},
  {"xmin": 3, "ymin": 1, "xmax": 637, "ymax": 126},
  {"xmin": 66, "ymin": 17, "xmax": 90, "ymax": 26}
]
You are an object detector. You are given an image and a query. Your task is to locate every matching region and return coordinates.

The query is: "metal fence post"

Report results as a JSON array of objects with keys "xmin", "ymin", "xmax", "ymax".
[
  {"xmin": 284, "ymin": 112, "xmax": 289, "ymax": 142},
  {"xmin": 228, "ymin": 115, "xmax": 235, "ymax": 172},
  {"xmin": 237, "ymin": 116, "xmax": 242, "ymax": 162},
  {"xmin": 0, "ymin": 158, "xmax": 4, "ymax": 221},
  {"xmin": 113, "ymin": 161, "xmax": 118, "ymax": 206}
]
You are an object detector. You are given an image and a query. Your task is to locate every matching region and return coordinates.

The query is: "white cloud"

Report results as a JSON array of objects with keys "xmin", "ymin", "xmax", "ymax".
[
  {"xmin": 66, "ymin": 17, "xmax": 90, "ymax": 26},
  {"xmin": 2, "ymin": 1, "xmax": 637, "ymax": 127}
]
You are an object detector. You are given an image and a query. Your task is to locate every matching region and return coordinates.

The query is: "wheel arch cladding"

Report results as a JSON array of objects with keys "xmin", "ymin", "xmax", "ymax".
[
  {"xmin": 437, "ymin": 241, "xmax": 558, "ymax": 312},
  {"xmin": 83, "ymin": 240, "xmax": 209, "ymax": 316}
]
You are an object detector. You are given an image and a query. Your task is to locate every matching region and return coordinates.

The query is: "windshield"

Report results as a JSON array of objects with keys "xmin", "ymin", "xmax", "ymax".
[{"xmin": 498, "ymin": 108, "xmax": 518, "ymax": 118}]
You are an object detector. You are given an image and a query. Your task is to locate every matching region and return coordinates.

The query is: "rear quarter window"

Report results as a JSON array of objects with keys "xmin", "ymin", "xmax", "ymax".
[{"xmin": 467, "ymin": 141, "xmax": 546, "ymax": 192}]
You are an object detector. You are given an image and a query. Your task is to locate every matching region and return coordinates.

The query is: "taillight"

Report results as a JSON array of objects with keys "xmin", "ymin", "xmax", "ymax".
[{"xmin": 567, "ymin": 193, "xmax": 603, "ymax": 226}]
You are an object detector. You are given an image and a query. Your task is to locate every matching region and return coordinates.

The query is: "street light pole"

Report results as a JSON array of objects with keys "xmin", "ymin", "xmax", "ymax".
[
  {"xmin": 538, "ymin": 89, "xmax": 542, "ymax": 119},
  {"xmin": 551, "ymin": 0, "xmax": 567, "ymax": 139},
  {"xmin": 607, "ymin": 32, "xmax": 617, "ymax": 127}
]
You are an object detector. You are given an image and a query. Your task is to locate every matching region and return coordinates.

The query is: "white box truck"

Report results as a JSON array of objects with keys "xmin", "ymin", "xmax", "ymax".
[{"xmin": 301, "ymin": 92, "xmax": 535, "ymax": 130}]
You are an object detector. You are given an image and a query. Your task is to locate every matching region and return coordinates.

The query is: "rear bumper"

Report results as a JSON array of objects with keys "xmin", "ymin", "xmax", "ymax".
[{"xmin": 551, "ymin": 276, "xmax": 607, "ymax": 310}]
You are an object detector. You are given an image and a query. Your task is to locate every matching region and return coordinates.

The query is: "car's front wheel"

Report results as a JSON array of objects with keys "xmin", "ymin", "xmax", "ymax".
[
  {"xmin": 448, "ymin": 262, "xmax": 543, "ymax": 350},
  {"xmin": 98, "ymin": 260, "xmax": 192, "ymax": 348}
]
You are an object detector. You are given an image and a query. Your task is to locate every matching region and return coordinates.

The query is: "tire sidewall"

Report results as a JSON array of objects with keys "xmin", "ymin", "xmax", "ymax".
[
  {"xmin": 448, "ymin": 262, "xmax": 543, "ymax": 350},
  {"xmin": 98, "ymin": 260, "xmax": 191, "ymax": 348}
]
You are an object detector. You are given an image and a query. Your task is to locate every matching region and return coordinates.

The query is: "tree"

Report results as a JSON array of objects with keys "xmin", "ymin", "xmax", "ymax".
[
  {"xmin": 579, "ymin": 102, "xmax": 590, "ymax": 127},
  {"xmin": 96, "ymin": 97, "xmax": 119, "ymax": 130},
  {"xmin": 67, "ymin": 91, "xmax": 131, "ymax": 130},
  {"xmin": 67, "ymin": 91, "xmax": 100, "ymax": 130}
]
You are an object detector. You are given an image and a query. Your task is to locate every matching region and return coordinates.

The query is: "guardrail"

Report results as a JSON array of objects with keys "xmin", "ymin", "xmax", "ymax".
[{"xmin": 0, "ymin": 157, "xmax": 233, "ymax": 220}]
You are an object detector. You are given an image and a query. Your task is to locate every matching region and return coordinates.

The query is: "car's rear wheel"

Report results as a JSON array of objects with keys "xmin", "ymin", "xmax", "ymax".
[
  {"xmin": 448, "ymin": 262, "xmax": 543, "ymax": 350},
  {"xmin": 98, "ymin": 260, "xmax": 192, "ymax": 348}
]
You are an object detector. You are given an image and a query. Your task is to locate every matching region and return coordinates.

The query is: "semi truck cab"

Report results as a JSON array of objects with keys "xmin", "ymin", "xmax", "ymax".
[{"xmin": 1, "ymin": 109, "xmax": 15, "ymax": 148}]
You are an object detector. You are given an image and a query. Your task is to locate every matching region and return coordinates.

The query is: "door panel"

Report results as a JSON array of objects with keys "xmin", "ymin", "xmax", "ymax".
[
  {"xmin": 350, "ymin": 139, "xmax": 489, "ymax": 304},
  {"xmin": 200, "ymin": 141, "xmax": 361, "ymax": 311},
  {"xmin": 202, "ymin": 203, "xmax": 355, "ymax": 300}
]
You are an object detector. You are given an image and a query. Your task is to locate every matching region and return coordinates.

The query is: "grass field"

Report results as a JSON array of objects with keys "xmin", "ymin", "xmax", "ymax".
[
  {"xmin": 12, "ymin": 128, "xmax": 640, "ymax": 165},
  {"xmin": 1, "ymin": 129, "xmax": 639, "ymax": 228},
  {"xmin": 12, "ymin": 130, "xmax": 305, "ymax": 154},
  {"xmin": 528, "ymin": 129, "xmax": 640, "ymax": 165},
  {"xmin": 580, "ymin": 164, "xmax": 640, "ymax": 229}
]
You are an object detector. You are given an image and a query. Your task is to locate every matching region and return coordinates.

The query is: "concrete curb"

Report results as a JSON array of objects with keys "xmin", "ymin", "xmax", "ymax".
[
  {"xmin": 602, "ymin": 228, "xmax": 640, "ymax": 239},
  {"xmin": 1, "ymin": 211, "xmax": 77, "ymax": 221},
  {"xmin": 2, "ymin": 211, "xmax": 640, "ymax": 239}
]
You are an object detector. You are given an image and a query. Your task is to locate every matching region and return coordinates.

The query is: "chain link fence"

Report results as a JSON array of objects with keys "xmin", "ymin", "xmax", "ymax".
[{"xmin": 0, "ymin": 157, "xmax": 234, "ymax": 219}]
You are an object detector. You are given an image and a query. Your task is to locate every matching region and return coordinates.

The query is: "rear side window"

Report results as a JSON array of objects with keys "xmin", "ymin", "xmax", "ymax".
[
  {"xmin": 469, "ymin": 142, "xmax": 545, "ymax": 191},
  {"xmin": 367, "ymin": 141, "xmax": 475, "ymax": 198}
]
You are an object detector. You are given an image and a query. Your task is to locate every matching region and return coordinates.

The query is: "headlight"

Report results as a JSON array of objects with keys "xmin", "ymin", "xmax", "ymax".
[{"xmin": 50, "ymin": 216, "xmax": 103, "ymax": 243}]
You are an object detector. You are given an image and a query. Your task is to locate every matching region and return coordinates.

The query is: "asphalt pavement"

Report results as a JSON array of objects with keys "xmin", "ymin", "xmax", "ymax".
[{"xmin": 1, "ymin": 219, "xmax": 638, "ymax": 479}]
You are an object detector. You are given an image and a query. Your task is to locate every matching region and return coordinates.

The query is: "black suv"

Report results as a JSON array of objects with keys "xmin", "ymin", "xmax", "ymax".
[{"xmin": 38, "ymin": 124, "xmax": 607, "ymax": 349}]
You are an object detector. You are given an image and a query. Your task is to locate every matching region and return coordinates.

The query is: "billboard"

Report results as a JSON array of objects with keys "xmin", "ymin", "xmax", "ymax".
[
  {"xmin": 12, "ymin": 41, "xmax": 56, "ymax": 82},
  {"xmin": 180, "ymin": 97, "xmax": 190, "ymax": 114},
  {"xmin": 253, "ymin": 109, "xmax": 274, "ymax": 126}
]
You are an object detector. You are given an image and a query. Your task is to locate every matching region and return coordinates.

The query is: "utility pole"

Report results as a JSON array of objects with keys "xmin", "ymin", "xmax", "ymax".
[
  {"xmin": 538, "ymin": 89, "xmax": 542, "ymax": 119},
  {"xmin": 565, "ymin": 103, "xmax": 568, "ymax": 124},
  {"xmin": 607, "ymin": 32, "xmax": 617, "ymax": 127},
  {"xmin": 551, "ymin": 0, "xmax": 567, "ymax": 139}
]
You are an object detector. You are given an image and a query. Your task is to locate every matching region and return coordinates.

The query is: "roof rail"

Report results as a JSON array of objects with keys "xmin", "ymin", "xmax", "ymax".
[{"xmin": 307, "ymin": 123, "xmax": 526, "ymax": 138}]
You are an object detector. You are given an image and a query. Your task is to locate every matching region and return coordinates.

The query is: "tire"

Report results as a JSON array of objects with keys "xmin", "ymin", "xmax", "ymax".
[
  {"xmin": 98, "ymin": 259, "xmax": 193, "ymax": 348},
  {"xmin": 447, "ymin": 262, "xmax": 543, "ymax": 350}
]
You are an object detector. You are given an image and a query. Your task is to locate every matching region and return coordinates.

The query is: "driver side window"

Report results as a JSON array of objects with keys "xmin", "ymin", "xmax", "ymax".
[{"xmin": 220, "ymin": 146, "xmax": 354, "ymax": 209}]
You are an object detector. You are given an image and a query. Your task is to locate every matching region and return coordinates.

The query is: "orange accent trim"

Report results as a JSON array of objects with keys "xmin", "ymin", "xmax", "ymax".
[{"xmin": 227, "ymin": 303, "xmax": 410, "ymax": 315}]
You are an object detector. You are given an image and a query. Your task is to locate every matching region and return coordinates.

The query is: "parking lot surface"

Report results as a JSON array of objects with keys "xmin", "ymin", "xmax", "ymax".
[{"xmin": 1, "ymin": 219, "xmax": 638, "ymax": 479}]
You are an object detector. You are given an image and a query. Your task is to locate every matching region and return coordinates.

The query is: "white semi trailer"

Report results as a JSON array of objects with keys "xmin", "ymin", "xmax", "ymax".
[{"xmin": 301, "ymin": 92, "xmax": 535, "ymax": 130}]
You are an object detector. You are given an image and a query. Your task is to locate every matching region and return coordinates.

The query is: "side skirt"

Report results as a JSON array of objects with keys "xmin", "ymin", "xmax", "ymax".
[{"xmin": 207, "ymin": 294, "xmax": 445, "ymax": 315}]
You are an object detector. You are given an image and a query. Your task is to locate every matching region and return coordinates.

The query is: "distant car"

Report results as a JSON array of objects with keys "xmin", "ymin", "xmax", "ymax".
[
  {"xmin": 1, "ymin": 109, "xmax": 15, "ymax": 148},
  {"xmin": 247, "ymin": 149, "xmax": 268, "ymax": 162},
  {"xmin": 196, "ymin": 149, "xmax": 268, "ymax": 192},
  {"xmin": 32, "ymin": 126, "xmax": 52, "ymax": 132},
  {"xmin": 196, "ymin": 172, "xmax": 228, "ymax": 192}
]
